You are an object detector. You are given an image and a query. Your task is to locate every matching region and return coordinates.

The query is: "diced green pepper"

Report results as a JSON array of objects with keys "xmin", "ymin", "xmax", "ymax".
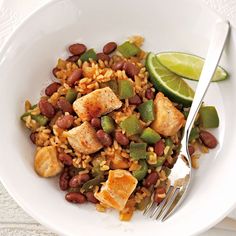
[
  {"xmin": 118, "ymin": 80, "xmax": 134, "ymax": 99},
  {"xmin": 20, "ymin": 111, "xmax": 31, "ymax": 121},
  {"xmin": 31, "ymin": 104, "xmax": 37, "ymax": 109},
  {"xmin": 101, "ymin": 116, "xmax": 115, "ymax": 134},
  {"xmin": 21, "ymin": 103, "xmax": 38, "ymax": 121},
  {"xmin": 117, "ymin": 41, "xmax": 141, "ymax": 58},
  {"xmin": 65, "ymin": 89, "xmax": 77, "ymax": 103},
  {"xmin": 31, "ymin": 114, "xmax": 49, "ymax": 126},
  {"xmin": 132, "ymin": 160, "xmax": 148, "ymax": 181},
  {"xmin": 165, "ymin": 138, "xmax": 173, "ymax": 147},
  {"xmin": 81, "ymin": 176, "xmax": 103, "ymax": 192},
  {"xmin": 100, "ymin": 80, "xmax": 118, "ymax": 95},
  {"xmin": 80, "ymin": 49, "xmax": 97, "ymax": 62},
  {"xmin": 120, "ymin": 115, "xmax": 142, "ymax": 136},
  {"xmin": 164, "ymin": 138, "xmax": 173, "ymax": 157},
  {"xmin": 140, "ymin": 127, "xmax": 161, "ymax": 144},
  {"xmin": 199, "ymin": 106, "xmax": 219, "ymax": 128},
  {"xmin": 137, "ymin": 195, "xmax": 151, "ymax": 210},
  {"xmin": 91, "ymin": 156, "xmax": 105, "ymax": 177},
  {"xmin": 150, "ymin": 156, "xmax": 166, "ymax": 167},
  {"xmin": 189, "ymin": 127, "xmax": 199, "ymax": 142},
  {"xmin": 138, "ymin": 100, "xmax": 155, "ymax": 122},
  {"xmin": 130, "ymin": 142, "xmax": 147, "ymax": 160}
]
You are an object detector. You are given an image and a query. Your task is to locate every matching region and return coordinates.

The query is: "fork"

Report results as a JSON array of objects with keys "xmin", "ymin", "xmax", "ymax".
[{"xmin": 143, "ymin": 21, "xmax": 230, "ymax": 221}]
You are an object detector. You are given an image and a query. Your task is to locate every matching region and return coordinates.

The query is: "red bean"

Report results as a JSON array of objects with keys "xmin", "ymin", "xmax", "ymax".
[
  {"xmin": 57, "ymin": 97, "xmax": 73, "ymax": 114},
  {"xmin": 144, "ymin": 172, "xmax": 159, "ymax": 187},
  {"xmin": 58, "ymin": 153, "xmax": 73, "ymax": 166},
  {"xmin": 38, "ymin": 99, "xmax": 55, "ymax": 118},
  {"xmin": 128, "ymin": 94, "xmax": 142, "ymax": 105},
  {"xmin": 154, "ymin": 187, "xmax": 166, "ymax": 203},
  {"xmin": 52, "ymin": 67, "xmax": 60, "ymax": 78},
  {"xmin": 199, "ymin": 130, "xmax": 217, "ymax": 149},
  {"xmin": 59, "ymin": 170, "xmax": 70, "ymax": 191},
  {"xmin": 65, "ymin": 192, "xmax": 86, "ymax": 203},
  {"xmin": 188, "ymin": 145, "xmax": 195, "ymax": 156},
  {"xmin": 66, "ymin": 55, "xmax": 80, "ymax": 63},
  {"xmin": 30, "ymin": 132, "xmax": 37, "ymax": 144},
  {"xmin": 56, "ymin": 115, "xmax": 74, "ymax": 129},
  {"xmin": 68, "ymin": 43, "xmax": 87, "ymax": 55},
  {"xmin": 86, "ymin": 192, "xmax": 99, "ymax": 204},
  {"xmin": 111, "ymin": 61, "xmax": 125, "ymax": 71},
  {"xmin": 67, "ymin": 69, "xmax": 83, "ymax": 87},
  {"xmin": 96, "ymin": 130, "xmax": 112, "ymax": 147},
  {"xmin": 97, "ymin": 53, "xmax": 110, "ymax": 62},
  {"xmin": 91, "ymin": 118, "xmax": 101, "ymax": 129},
  {"xmin": 115, "ymin": 131, "xmax": 129, "ymax": 146},
  {"xmin": 45, "ymin": 82, "xmax": 61, "ymax": 96},
  {"xmin": 145, "ymin": 88, "xmax": 155, "ymax": 100},
  {"xmin": 103, "ymin": 42, "xmax": 117, "ymax": 54},
  {"xmin": 69, "ymin": 173, "xmax": 90, "ymax": 188},
  {"xmin": 154, "ymin": 140, "xmax": 165, "ymax": 156},
  {"xmin": 123, "ymin": 62, "xmax": 139, "ymax": 79}
]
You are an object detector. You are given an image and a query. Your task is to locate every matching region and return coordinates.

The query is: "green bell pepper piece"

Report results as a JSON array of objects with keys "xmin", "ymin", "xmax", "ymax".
[
  {"xmin": 91, "ymin": 156, "xmax": 105, "ymax": 177},
  {"xmin": 20, "ymin": 111, "xmax": 31, "ymax": 121},
  {"xmin": 132, "ymin": 160, "xmax": 148, "ymax": 181},
  {"xmin": 199, "ymin": 106, "xmax": 219, "ymax": 128},
  {"xmin": 189, "ymin": 127, "xmax": 199, "ymax": 142},
  {"xmin": 118, "ymin": 80, "xmax": 134, "ymax": 99},
  {"xmin": 164, "ymin": 138, "xmax": 173, "ymax": 157},
  {"xmin": 65, "ymin": 89, "xmax": 77, "ymax": 103},
  {"xmin": 117, "ymin": 41, "xmax": 141, "ymax": 58},
  {"xmin": 20, "ymin": 104, "xmax": 38, "ymax": 121},
  {"xmin": 31, "ymin": 114, "xmax": 49, "ymax": 126},
  {"xmin": 165, "ymin": 138, "xmax": 173, "ymax": 147},
  {"xmin": 149, "ymin": 155, "xmax": 166, "ymax": 167},
  {"xmin": 81, "ymin": 176, "xmax": 103, "ymax": 192},
  {"xmin": 100, "ymin": 80, "xmax": 118, "ymax": 95},
  {"xmin": 140, "ymin": 127, "xmax": 161, "ymax": 144},
  {"xmin": 80, "ymin": 49, "xmax": 97, "ymax": 62},
  {"xmin": 130, "ymin": 142, "xmax": 147, "ymax": 160},
  {"xmin": 120, "ymin": 115, "xmax": 142, "ymax": 136},
  {"xmin": 101, "ymin": 116, "xmax": 115, "ymax": 134},
  {"xmin": 31, "ymin": 104, "xmax": 37, "ymax": 109},
  {"xmin": 138, "ymin": 100, "xmax": 155, "ymax": 122}
]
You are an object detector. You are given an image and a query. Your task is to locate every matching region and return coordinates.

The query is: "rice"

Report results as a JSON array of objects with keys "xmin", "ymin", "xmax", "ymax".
[{"xmin": 20, "ymin": 36, "xmax": 218, "ymax": 222}]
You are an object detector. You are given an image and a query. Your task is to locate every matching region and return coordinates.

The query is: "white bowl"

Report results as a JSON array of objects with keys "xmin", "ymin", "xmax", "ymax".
[{"xmin": 0, "ymin": 0, "xmax": 236, "ymax": 235}]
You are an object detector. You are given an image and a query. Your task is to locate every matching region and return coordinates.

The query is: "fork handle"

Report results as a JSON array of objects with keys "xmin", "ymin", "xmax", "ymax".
[{"xmin": 183, "ymin": 21, "xmax": 230, "ymax": 142}]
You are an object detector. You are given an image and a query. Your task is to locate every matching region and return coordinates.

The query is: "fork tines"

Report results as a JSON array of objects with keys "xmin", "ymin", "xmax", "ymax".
[{"xmin": 143, "ymin": 185, "xmax": 181, "ymax": 221}]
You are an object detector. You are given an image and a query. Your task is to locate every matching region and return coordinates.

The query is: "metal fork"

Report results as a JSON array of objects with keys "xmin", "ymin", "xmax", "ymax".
[{"xmin": 144, "ymin": 21, "xmax": 230, "ymax": 221}]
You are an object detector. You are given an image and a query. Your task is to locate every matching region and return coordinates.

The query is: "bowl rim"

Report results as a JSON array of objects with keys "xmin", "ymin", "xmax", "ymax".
[{"xmin": 0, "ymin": 1, "xmax": 236, "ymax": 235}]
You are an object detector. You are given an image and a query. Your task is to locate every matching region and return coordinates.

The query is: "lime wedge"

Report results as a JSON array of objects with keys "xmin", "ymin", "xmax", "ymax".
[
  {"xmin": 146, "ymin": 52, "xmax": 194, "ymax": 105},
  {"xmin": 156, "ymin": 52, "xmax": 228, "ymax": 82}
]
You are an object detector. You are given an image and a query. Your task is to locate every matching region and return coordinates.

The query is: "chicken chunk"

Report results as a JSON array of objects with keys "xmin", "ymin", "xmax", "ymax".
[
  {"xmin": 34, "ymin": 146, "xmax": 63, "ymax": 177},
  {"xmin": 95, "ymin": 170, "xmax": 138, "ymax": 211},
  {"xmin": 73, "ymin": 87, "xmax": 122, "ymax": 121},
  {"xmin": 67, "ymin": 121, "xmax": 102, "ymax": 154},
  {"xmin": 151, "ymin": 92, "xmax": 185, "ymax": 136}
]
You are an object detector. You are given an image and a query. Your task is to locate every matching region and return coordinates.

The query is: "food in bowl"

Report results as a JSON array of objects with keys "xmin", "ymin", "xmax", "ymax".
[{"xmin": 21, "ymin": 36, "xmax": 221, "ymax": 221}]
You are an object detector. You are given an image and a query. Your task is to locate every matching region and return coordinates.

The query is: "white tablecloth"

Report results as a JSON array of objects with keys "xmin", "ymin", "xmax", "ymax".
[{"xmin": 0, "ymin": 0, "xmax": 236, "ymax": 235}]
